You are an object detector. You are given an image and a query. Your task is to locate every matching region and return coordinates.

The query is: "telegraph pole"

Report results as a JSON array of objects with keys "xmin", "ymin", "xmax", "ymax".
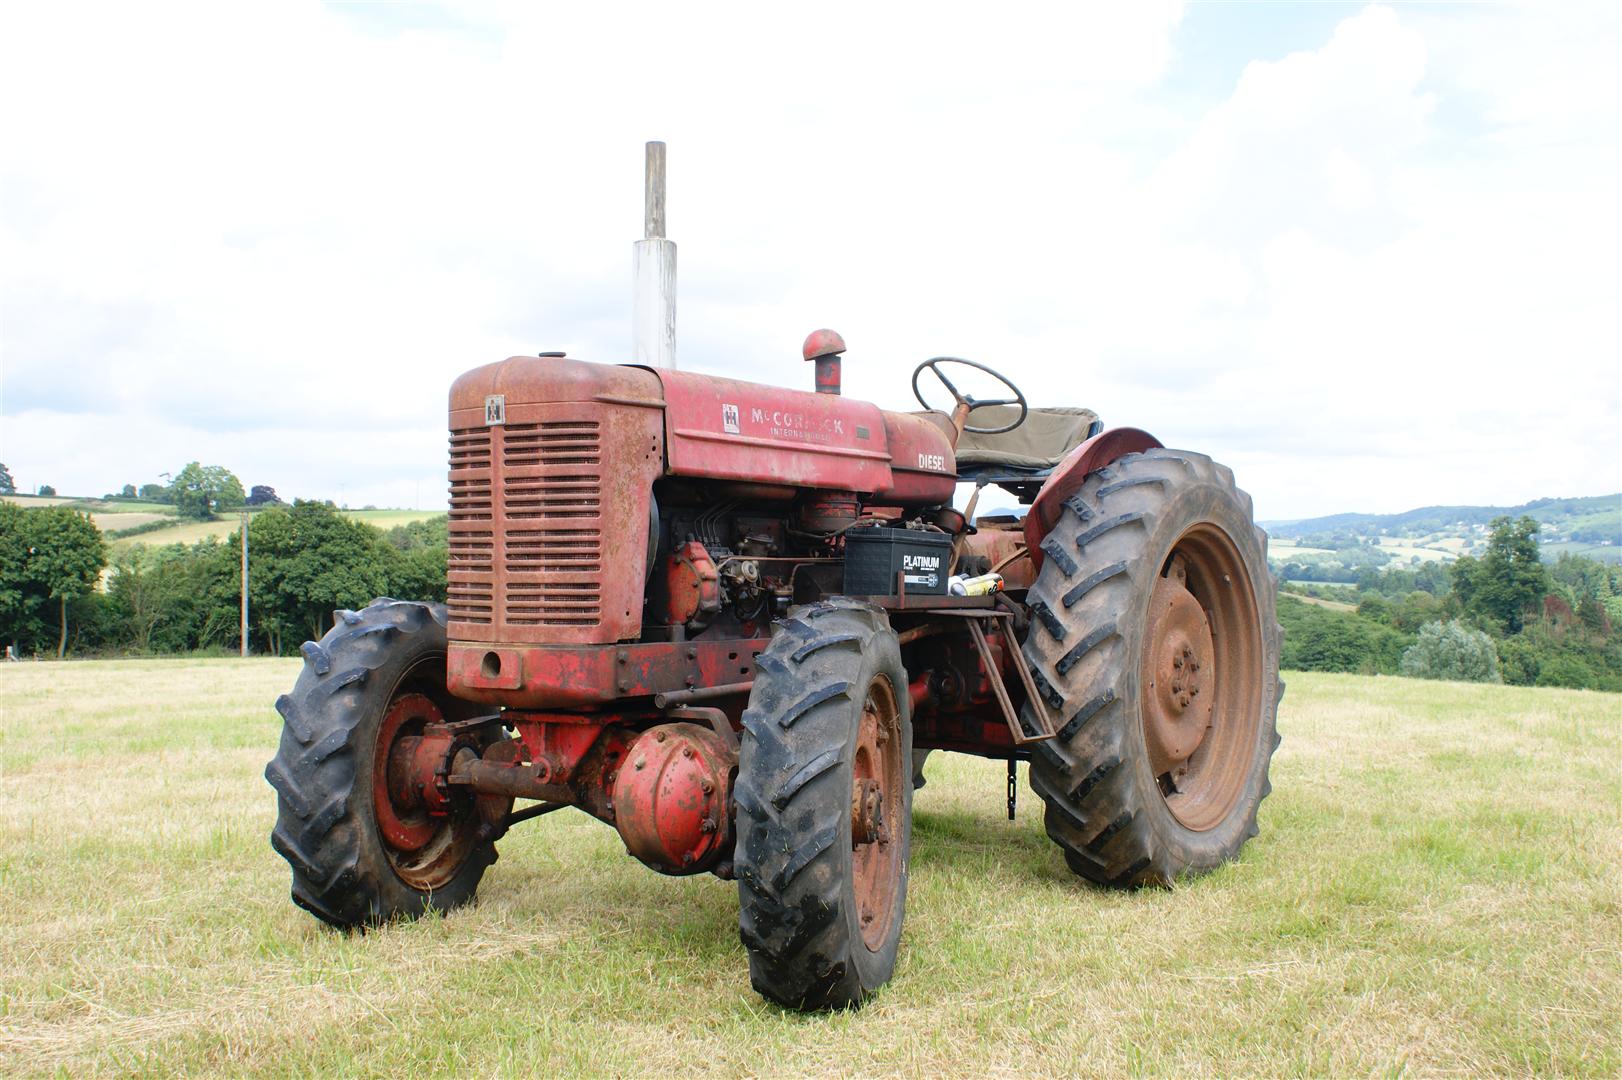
[{"xmin": 240, "ymin": 510, "xmax": 250, "ymax": 658}]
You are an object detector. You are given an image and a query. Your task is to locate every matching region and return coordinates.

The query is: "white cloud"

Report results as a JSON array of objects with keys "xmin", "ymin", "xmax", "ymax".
[{"xmin": 1, "ymin": 1, "xmax": 1616, "ymax": 521}]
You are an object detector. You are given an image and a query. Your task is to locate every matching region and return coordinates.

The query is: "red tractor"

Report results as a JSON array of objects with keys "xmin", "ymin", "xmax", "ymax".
[{"xmin": 266, "ymin": 333, "xmax": 1281, "ymax": 1010}]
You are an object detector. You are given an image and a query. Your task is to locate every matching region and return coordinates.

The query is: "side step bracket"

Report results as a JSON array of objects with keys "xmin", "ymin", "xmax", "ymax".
[{"xmin": 964, "ymin": 612, "xmax": 1058, "ymax": 746}]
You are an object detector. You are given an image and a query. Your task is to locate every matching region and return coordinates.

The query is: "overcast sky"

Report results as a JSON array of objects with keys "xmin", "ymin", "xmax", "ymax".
[{"xmin": 2, "ymin": 1, "xmax": 1617, "ymax": 521}]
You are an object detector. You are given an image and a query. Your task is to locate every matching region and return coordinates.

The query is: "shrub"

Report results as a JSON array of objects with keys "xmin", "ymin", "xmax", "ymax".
[
  {"xmin": 1400, "ymin": 620, "xmax": 1502, "ymax": 683},
  {"xmin": 1278, "ymin": 596, "xmax": 1412, "ymax": 674}
]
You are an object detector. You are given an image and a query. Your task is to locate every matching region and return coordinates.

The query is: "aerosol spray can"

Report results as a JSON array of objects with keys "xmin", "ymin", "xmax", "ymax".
[{"xmin": 948, "ymin": 572, "xmax": 1004, "ymax": 597}]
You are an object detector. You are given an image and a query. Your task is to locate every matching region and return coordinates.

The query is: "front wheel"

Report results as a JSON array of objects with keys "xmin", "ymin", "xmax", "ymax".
[
  {"xmin": 1021, "ymin": 449, "xmax": 1283, "ymax": 887},
  {"xmin": 733, "ymin": 599, "xmax": 913, "ymax": 1010},
  {"xmin": 264, "ymin": 599, "xmax": 499, "ymax": 928}
]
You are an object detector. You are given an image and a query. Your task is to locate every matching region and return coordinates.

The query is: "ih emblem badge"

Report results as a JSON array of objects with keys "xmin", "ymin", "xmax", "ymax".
[
  {"xmin": 722, "ymin": 403, "xmax": 740, "ymax": 434},
  {"xmin": 484, "ymin": 394, "xmax": 506, "ymax": 426}
]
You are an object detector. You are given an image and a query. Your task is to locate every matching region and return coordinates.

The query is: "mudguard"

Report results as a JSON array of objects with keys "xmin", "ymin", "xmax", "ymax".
[{"xmin": 1022, "ymin": 427, "xmax": 1163, "ymax": 570}]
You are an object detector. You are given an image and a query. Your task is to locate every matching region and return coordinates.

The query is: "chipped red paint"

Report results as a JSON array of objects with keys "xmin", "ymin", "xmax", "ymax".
[
  {"xmin": 654, "ymin": 540, "xmax": 722, "ymax": 629},
  {"xmin": 873, "ymin": 410, "xmax": 957, "ymax": 505},
  {"xmin": 510, "ymin": 718, "xmax": 609, "ymax": 785},
  {"xmin": 802, "ymin": 328, "xmax": 847, "ymax": 361},
  {"xmin": 612, "ymin": 722, "xmax": 734, "ymax": 875},
  {"xmin": 445, "ymin": 354, "xmax": 665, "ymax": 651},
  {"xmin": 375, "ymin": 694, "xmax": 448, "ymax": 851},
  {"xmin": 649, "ymin": 367, "xmax": 893, "ymax": 492},
  {"xmin": 1023, "ymin": 427, "xmax": 1162, "ymax": 570},
  {"xmin": 447, "ymin": 637, "xmax": 774, "ymax": 710}
]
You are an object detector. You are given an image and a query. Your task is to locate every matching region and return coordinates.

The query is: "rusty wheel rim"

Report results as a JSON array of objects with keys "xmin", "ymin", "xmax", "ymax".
[
  {"xmin": 1139, "ymin": 524, "xmax": 1263, "ymax": 832},
  {"xmin": 374, "ymin": 689, "xmax": 479, "ymax": 890},
  {"xmin": 851, "ymin": 673, "xmax": 903, "ymax": 952}
]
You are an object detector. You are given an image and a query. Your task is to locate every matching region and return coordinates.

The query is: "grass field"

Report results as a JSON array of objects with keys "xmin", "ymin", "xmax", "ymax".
[
  {"xmin": 1373, "ymin": 539, "xmax": 1454, "ymax": 564},
  {"xmin": 1541, "ymin": 541, "xmax": 1622, "ymax": 565},
  {"xmin": 90, "ymin": 512, "xmax": 173, "ymax": 533},
  {"xmin": 0, "ymin": 662, "xmax": 1616, "ymax": 1076},
  {"xmin": 0, "ymin": 495, "xmax": 78, "ymax": 508},
  {"xmin": 104, "ymin": 509, "xmax": 445, "ymax": 551},
  {"xmin": 1266, "ymin": 539, "xmax": 1336, "ymax": 558},
  {"xmin": 1278, "ymin": 590, "xmax": 1357, "ymax": 612}
]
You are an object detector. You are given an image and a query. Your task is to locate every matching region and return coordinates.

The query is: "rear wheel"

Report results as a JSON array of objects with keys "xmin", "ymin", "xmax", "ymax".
[
  {"xmin": 1021, "ymin": 449, "xmax": 1282, "ymax": 886},
  {"xmin": 265, "ymin": 599, "xmax": 499, "ymax": 928},
  {"xmin": 734, "ymin": 599, "xmax": 912, "ymax": 1010}
]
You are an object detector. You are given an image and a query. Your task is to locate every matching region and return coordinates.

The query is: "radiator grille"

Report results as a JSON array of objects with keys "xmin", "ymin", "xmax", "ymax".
[
  {"xmin": 448, "ymin": 402, "xmax": 651, "ymax": 644},
  {"xmin": 502, "ymin": 421, "xmax": 601, "ymax": 467},
  {"xmin": 447, "ymin": 427, "xmax": 494, "ymax": 624},
  {"xmin": 501, "ymin": 421, "xmax": 603, "ymax": 625}
]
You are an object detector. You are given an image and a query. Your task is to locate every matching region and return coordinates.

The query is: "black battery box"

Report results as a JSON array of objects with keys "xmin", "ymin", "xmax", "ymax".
[{"xmin": 842, "ymin": 526, "xmax": 952, "ymax": 596}]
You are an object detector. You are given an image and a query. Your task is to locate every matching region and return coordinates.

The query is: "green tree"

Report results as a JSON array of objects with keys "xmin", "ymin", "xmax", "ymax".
[
  {"xmin": 1277, "ymin": 596, "xmax": 1412, "ymax": 674},
  {"xmin": 1576, "ymin": 593, "xmax": 1610, "ymax": 636},
  {"xmin": 1389, "ymin": 589, "xmax": 1445, "ymax": 633},
  {"xmin": 38, "ymin": 484, "xmax": 57, "ymax": 497},
  {"xmin": 380, "ymin": 516, "xmax": 448, "ymax": 603},
  {"xmin": 0, "ymin": 503, "xmax": 38, "ymax": 648},
  {"xmin": 118, "ymin": 540, "xmax": 238, "ymax": 652},
  {"xmin": 172, "ymin": 462, "xmax": 246, "ymax": 520},
  {"xmin": 1400, "ymin": 620, "xmax": 1502, "ymax": 683},
  {"xmin": 30, "ymin": 507, "xmax": 107, "ymax": 657},
  {"xmin": 388, "ymin": 545, "xmax": 448, "ymax": 604},
  {"xmin": 138, "ymin": 482, "xmax": 170, "ymax": 502},
  {"xmin": 384, "ymin": 515, "xmax": 448, "ymax": 552},
  {"xmin": 1453, "ymin": 516, "xmax": 1549, "ymax": 634},
  {"xmin": 237, "ymin": 501, "xmax": 397, "ymax": 648},
  {"xmin": 0, "ymin": 463, "xmax": 14, "ymax": 494},
  {"xmin": 107, "ymin": 546, "xmax": 175, "ymax": 653},
  {"xmin": 1356, "ymin": 593, "xmax": 1392, "ymax": 624},
  {"xmin": 0, "ymin": 504, "xmax": 107, "ymax": 657},
  {"xmin": 120, "ymin": 484, "xmax": 137, "ymax": 499}
]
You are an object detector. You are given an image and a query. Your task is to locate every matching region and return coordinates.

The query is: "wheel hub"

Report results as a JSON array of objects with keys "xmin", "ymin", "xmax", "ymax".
[
  {"xmin": 852, "ymin": 778, "xmax": 889, "ymax": 845},
  {"xmin": 850, "ymin": 676, "xmax": 903, "ymax": 952},
  {"xmin": 1142, "ymin": 559, "xmax": 1215, "ymax": 780},
  {"xmin": 375, "ymin": 693, "xmax": 446, "ymax": 853}
]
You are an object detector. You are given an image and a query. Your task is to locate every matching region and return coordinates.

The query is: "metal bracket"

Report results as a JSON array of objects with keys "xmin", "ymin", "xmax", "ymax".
[
  {"xmin": 442, "ymin": 712, "xmax": 506, "ymax": 736},
  {"xmin": 665, "ymin": 705, "xmax": 739, "ymax": 752},
  {"xmin": 963, "ymin": 611, "xmax": 1057, "ymax": 746}
]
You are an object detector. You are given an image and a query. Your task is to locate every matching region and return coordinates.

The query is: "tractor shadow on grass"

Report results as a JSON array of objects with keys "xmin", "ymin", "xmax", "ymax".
[{"xmin": 908, "ymin": 803, "xmax": 1088, "ymax": 889}]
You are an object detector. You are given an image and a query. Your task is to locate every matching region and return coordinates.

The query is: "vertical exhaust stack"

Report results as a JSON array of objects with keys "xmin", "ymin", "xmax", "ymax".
[{"xmin": 633, "ymin": 141, "xmax": 677, "ymax": 369}]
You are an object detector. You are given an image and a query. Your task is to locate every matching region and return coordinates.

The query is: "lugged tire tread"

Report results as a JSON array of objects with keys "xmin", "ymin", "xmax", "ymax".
[
  {"xmin": 264, "ymin": 598, "xmax": 493, "ymax": 930},
  {"xmin": 734, "ymin": 598, "xmax": 909, "ymax": 1011},
  {"xmin": 1019, "ymin": 448, "xmax": 1282, "ymax": 890},
  {"xmin": 773, "ymin": 748, "xmax": 843, "ymax": 810}
]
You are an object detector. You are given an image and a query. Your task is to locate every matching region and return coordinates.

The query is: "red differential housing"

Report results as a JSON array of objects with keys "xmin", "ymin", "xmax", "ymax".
[{"xmin": 611, "ymin": 723, "xmax": 734, "ymax": 875}]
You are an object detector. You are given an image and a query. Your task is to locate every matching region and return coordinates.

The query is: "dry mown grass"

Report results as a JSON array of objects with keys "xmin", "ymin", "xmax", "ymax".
[{"xmin": 0, "ymin": 660, "xmax": 1617, "ymax": 1076}]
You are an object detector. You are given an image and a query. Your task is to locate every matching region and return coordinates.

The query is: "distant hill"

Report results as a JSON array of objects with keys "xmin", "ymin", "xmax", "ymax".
[
  {"xmin": 1263, "ymin": 494, "xmax": 1619, "ymax": 539},
  {"xmin": 1263, "ymin": 494, "xmax": 1621, "ymax": 567},
  {"xmin": 0, "ymin": 494, "xmax": 444, "ymax": 551}
]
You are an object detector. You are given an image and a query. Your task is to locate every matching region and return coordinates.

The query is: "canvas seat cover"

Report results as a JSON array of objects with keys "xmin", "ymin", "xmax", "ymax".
[{"xmin": 945, "ymin": 405, "xmax": 1100, "ymax": 470}]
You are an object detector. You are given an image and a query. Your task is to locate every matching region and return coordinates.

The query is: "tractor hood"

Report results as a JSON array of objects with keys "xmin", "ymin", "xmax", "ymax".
[{"xmin": 451, "ymin": 355, "xmax": 957, "ymax": 503}]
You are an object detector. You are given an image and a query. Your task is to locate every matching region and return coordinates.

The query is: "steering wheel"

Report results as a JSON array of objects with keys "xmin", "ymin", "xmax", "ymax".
[{"xmin": 911, "ymin": 357, "xmax": 1029, "ymax": 435}]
